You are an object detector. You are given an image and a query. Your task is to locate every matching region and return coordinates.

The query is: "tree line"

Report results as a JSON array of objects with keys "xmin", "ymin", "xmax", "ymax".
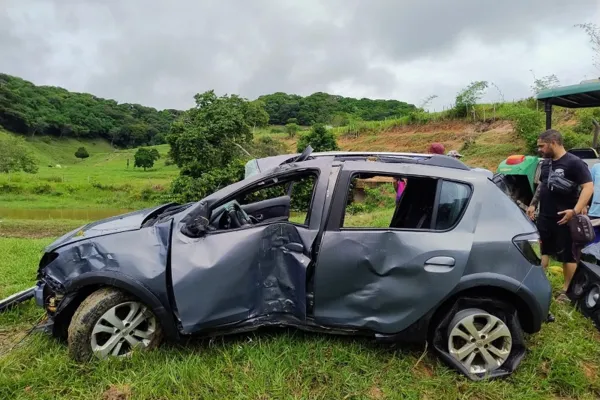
[
  {"xmin": 0, "ymin": 73, "xmax": 416, "ymax": 149},
  {"xmin": 258, "ymin": 92, "xmax": 416, "ymax": 126},
  {"xmin": 0, "ymin": 73, "xmax": 182, "ymax": 148}
]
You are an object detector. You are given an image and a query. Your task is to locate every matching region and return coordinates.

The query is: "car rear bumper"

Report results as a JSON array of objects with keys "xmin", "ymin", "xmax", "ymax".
[{"xmin": 516, "ymin": 265, "xmax": 552, "ymax": 332}]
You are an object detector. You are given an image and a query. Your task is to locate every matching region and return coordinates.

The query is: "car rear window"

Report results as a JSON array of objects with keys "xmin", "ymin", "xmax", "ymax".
[
  {"xmin": 435, "ymin": 180, "xmax": 471, "ymax": 230},
  {"xmin": 340, "ymin": 173, "xmax": 471, "ymax": 231}
]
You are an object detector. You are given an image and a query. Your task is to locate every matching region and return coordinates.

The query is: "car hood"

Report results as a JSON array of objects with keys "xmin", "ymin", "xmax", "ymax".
[{"xmin": 45, "ymin": 203, "xmax": 176, "ymax": 252}]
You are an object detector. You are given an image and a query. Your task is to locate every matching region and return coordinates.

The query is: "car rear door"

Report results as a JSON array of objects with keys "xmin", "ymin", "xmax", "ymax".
[
  {"xmin": 169, "ymin": 160, "xmax": 333, "ymax": 334},
  {"xmin": 312, "ymin": 162, "xmax": 478, "ymax": 334}
]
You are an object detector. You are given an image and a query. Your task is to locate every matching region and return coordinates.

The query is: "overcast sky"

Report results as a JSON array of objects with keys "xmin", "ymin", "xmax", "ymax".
[{"xmin": 2, "ymin": 0, "xmax": 600, "ymax": 111}]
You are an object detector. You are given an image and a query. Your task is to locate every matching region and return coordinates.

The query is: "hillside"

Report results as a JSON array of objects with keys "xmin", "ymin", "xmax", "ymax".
[{"xmin": 267, "ymin": 120, "xmax": 526, "ymax": 171}]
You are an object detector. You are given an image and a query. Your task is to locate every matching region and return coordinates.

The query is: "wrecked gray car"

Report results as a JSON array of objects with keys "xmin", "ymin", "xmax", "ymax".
[{"xmin": 34, "ymin": 148, "xmax": 552, "ymax": 380}]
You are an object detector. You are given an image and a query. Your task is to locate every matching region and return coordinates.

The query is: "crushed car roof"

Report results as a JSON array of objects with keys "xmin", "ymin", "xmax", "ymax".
[{"xmin": 245, "ymin": 150, "xmax": 471, "ymax": 179}]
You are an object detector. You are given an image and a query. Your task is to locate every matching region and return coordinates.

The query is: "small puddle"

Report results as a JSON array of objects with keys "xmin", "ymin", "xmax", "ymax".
[{"xmin": 0, "ymin": 208, "xmax": 132, "ymax": 220}]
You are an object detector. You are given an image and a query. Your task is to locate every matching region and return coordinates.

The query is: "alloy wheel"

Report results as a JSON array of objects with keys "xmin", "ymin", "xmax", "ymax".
[
  {"xmin": 447, "ymin": 310, "xmax": 512, "ymax": 375},
  {"xmin": 90, "ymin": 301, "xmax": 157, "ymax": 358}
]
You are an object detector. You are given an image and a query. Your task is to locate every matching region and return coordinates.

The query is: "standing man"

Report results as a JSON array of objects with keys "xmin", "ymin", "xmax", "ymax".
[{"xmin": 527, "ymin": 129, "xmax": 594, "ymax": 301}]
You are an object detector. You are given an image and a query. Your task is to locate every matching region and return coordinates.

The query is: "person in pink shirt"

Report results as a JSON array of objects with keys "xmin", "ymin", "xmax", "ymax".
[{"xmin": 393, "ymin": 177, "xmax": 407, "ymax": 205}]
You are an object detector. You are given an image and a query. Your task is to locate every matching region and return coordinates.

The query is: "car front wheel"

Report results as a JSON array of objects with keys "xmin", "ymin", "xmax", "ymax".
[
  {"xmin": 68, "ymin": 287, "xmax": 163, "ymax": 362},
  {"xmin": 446, "ymin": 308, "xmax": 513, "ymax": 376}
]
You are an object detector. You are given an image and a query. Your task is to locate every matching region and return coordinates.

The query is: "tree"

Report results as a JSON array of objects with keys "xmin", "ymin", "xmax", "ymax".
[
  {"xmin": 0, "ymin": 134, "xmax": 38, "ymax": 173},
  {"xmin": 296, "ymin": 123, "xmax": 339, "ymax": 153},
  {"xmin": 150, "ymin": 148, "xmax": 160, "ymax": 160},
  {"xmin": 134, "ymin": 147, "xmax": 160, "ymax": 171},
  {"xmin": 166, "ymin": 90, "xmax": 258, "ymax": 201},
  {"xmin": 75, "ymin": 146, "xmax": 89, "ymax": 160},
  {"xmin": 285, "ymin": 122, "xmax": 300, "ymax": 138},
  {"xmin": 530, "ymin": 71, "xmax": 560, "ymax": 95},
  {"xmin": 245, "ymin": 100, "xmax": 270, "ymax": 128},
  {"xmin": 576, "ymin": 23, "xmax": 600, "ymax": 72},
  {"xmin": 452, "ymin": 81, "xmax": 488, "ymax": 118}
]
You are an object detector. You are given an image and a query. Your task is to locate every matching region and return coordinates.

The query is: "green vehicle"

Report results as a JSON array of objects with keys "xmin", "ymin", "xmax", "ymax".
[{"xmin": 495, "ymin": 79, "xmax": 600, "ymax": 210}]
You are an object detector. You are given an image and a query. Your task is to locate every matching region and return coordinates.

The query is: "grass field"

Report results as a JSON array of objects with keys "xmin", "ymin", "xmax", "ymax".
[
  {"xmin": 2, "ymin": 114, "xmax": 600, "ymax": 398},
  {"xmin": 1, "ymin": 222, "xmax": 600, "ymax": 399},
  {"xmin": 0, "ymin": 129, "xmax": 178, "ymax": 211}
]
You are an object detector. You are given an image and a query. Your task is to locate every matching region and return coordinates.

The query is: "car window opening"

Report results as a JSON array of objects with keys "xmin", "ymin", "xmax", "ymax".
[
  {"xmin": 342, "ymin": 173, "xmax": 471, "ymax": 231},
  {"xmin": 208, "ymin": 171, "xmax": 319, "ymax": 231}
]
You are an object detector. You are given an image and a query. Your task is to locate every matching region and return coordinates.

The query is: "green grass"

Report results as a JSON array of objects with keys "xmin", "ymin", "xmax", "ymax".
[
  {"xmin": 2, "ymin": 224, "xmax": 600, "ymax": 399},
  {"xmin": 1, "ymin": 130, "xmax": 178, "ymax": 210},
  {"xmin": 0, "ymin": 219, "xmax": 90, "ymax": 238}
]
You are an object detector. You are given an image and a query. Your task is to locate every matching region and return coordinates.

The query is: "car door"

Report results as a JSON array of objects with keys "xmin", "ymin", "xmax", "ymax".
[
  {"xmin": 312, "ymin": 162, "xmax": 477, "ymax": 334},
  {"xmin": 169, "ymin": 160, "xmax": 333, "ymax": 334}
]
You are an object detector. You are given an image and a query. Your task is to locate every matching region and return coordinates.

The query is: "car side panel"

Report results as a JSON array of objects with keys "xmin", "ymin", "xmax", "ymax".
[{"xmin": 313, "ymin": 164, "xmax": 480, "ymax": 334}]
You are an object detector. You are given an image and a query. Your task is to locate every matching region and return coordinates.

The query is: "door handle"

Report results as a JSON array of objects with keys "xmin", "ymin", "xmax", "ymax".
[{"xmin": 424, "ymin": 256, "xmax": 455, "ymax": 273}]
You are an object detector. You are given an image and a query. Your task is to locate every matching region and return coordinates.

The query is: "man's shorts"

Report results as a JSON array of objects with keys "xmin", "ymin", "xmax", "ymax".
[{"xmin": 536, "ymin": 216, "xmax": 575, "ymax": 263}]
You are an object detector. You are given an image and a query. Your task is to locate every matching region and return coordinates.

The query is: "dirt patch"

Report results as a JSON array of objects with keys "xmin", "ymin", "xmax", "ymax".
[
  {"xmin": 102, "ymin": 385, "xmax": 131, "ymax": 400},
  {"xmin": 0, "ymin": 327, "xmax": 28, "ymax": 352},
  {"xmin": 368, "ymin": 385, "xmax": 384, "ymax": 399},
  {"xmin": 413, "ymin": 361, "xmax": 435, "ymax": 378},
  {"xmin": 582, "ymin": 362, "xmax": 598, "ymax": 380}
]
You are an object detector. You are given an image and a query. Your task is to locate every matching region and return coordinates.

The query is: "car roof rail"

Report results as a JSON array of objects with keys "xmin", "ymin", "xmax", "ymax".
[{"xmin": 375, "ymin": 154, "xmax": 471, "ymax": 170}]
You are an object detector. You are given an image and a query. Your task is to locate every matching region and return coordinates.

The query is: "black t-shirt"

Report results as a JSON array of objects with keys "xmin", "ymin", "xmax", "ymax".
[{"xmin": 538, "ymin": 152, "xmax": 592, "ymax": 219}]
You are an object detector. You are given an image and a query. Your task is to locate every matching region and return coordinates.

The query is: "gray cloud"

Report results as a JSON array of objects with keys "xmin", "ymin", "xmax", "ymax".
[{"xmin": 1, "ymin": 0, "xmax": 599, "ymax": 110}]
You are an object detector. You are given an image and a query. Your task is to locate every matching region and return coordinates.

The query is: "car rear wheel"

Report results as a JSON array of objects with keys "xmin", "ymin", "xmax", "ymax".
[
  {"xmin": 446, "ymin": 308, "xmax": 513, "ymax": 376},
  {"xmin": 68, "ymin": 287, "xmax": 163, "ymax": 362}
]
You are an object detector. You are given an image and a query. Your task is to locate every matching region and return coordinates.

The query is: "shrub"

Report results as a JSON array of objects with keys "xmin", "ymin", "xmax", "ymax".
[
  {"xmin": 297, "ymin": 123, "xmax": 339, "ymax": 152},
  {"xmin": 42, "ymin": 175, "xmax": 63, "ymax": 183},
  {"xmin": 0, "ymin": 183, "xmax": 22, "ymax": 194},
  {"xmin": 285, "ymin": 123, "xmax": 300, "ymax": 138},
  {"xmin": 574, "ymin": 109, "xmax": 600, "ymax": 135},
  {"xmin": 505, "ymin": 106, "xmax": 544, "ymax": 153},
  {"xmin": 32, "ymin": 183, "xmax": 53, "ymax": 195},
  {"xmin": 0, "ymin": 134, "xmax": 39, "ymax": 173},
  {"xmin": 75, "ymin": 147, "xmax": 89, "ymax": 160}
]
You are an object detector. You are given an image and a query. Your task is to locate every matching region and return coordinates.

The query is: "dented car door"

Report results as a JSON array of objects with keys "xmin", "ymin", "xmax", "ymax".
[
  {"xmin": 313, "ymin": 162, "xmax": 477, "ymax": 334},
  {"xmin": 169, "ymin": 160, "xmax": 333, "ymax": 334}
]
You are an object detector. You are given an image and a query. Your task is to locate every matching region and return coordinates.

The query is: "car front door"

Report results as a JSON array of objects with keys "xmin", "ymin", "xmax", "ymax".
[
  {"xmin": 313, "ymin": 162, "xmax": 477, "ymax": 334},
  {"xmin": 169, "ymin": 160, "xmax": 333, "ymax": 334}
]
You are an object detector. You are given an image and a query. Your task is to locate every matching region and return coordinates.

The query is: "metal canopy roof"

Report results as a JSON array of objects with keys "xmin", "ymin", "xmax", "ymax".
[{"xmin": 536, "ymin": 80, "xmax": 600, "ymax": 108}]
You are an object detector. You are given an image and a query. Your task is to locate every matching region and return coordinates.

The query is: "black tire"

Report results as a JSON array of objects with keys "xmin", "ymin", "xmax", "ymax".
[
  {"xmin": 68, "ymin": 287, "xmax": 163, "ymax": 362},
  {"xmin": 436, "ymin": 301, "xmax": 526, "ymax": 380}
]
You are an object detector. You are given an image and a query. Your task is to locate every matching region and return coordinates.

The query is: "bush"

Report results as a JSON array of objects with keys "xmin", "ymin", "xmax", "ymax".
[
  {"xmin": 0, "ymin": 183, "xmax": 22, "ymax": 194},
  {"xmin": 505, "ymin": 106, "xmax": 544, "ymax": 153},
  {"xmin": 75, "ymin": 147, "xmax": 89, "ymax": 160},
  {"xmin": 252, "ymin": 136, "xmax": 286, "ymax": 157},
  {"xmin": 42, "ymin": 175, "xmax": 63, "ymax": 183},
  {"xmin": 32, "ymin": 183, "xmax": 53, "ymax": 195},
  {"xmin": 285, "ymin": 123, "xmax": 300, "ymax": 138},
  {"xmin": 574, "ymin": 109, "xmax": 600, "ymax": 135},
  {"xmin": 0, "ymin": 134, "xmax": 39, "ymax": 173},
  {"xmin": 296, "ymin": 123, "xmax": 339, "ymax": 152}
]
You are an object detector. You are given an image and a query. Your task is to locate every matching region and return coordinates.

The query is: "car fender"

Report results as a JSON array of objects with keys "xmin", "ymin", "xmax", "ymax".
[
  {"xmin": 64, "ymin": 271, "xmax": 180, "ymax": 340},
  {"xmin": 447, "ymin": 272, "xmax": 544, "ymax": 332}
]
